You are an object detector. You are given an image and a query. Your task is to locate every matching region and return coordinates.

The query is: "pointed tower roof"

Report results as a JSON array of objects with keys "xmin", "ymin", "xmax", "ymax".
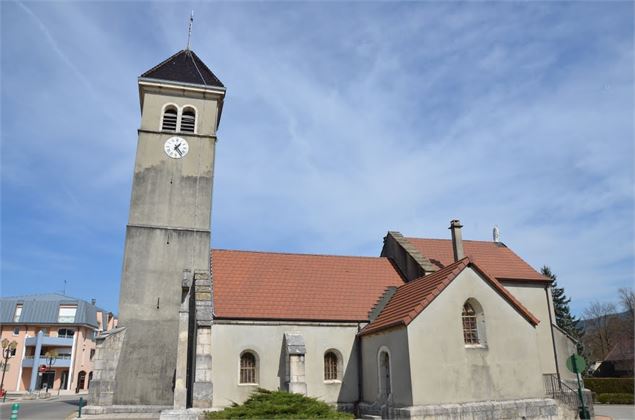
[{"xmin": 140, "ymin": 49, "xmax": 224, "ymax": 88}]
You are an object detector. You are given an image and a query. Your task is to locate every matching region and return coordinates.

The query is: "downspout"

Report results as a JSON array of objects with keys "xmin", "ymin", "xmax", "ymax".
[
  {"xmin": 356, "ymin": 322, "xmax": 364, "ymax": 416},
  {"xmin": 545, "ymin": 285, "xmax": 562, "ymax": 388}
]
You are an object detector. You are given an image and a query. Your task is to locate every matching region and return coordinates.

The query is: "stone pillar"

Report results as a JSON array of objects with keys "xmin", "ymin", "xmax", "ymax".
[
  {"xmin": 173, "ymin": 271, "xmax": 192, "ymax": 409},
  {"xmin": 192, "ymin": 270, "xmax": 213, "ymax": 408},
  {"xmin": 284, "ymin": 333, "xmax": 307, "ymax": 395}
]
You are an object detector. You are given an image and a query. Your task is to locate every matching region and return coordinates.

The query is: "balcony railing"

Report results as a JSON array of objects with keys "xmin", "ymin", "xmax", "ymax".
[{"xmin": 24, "ymin": 354, "xmax": 72, "ymax": 360}]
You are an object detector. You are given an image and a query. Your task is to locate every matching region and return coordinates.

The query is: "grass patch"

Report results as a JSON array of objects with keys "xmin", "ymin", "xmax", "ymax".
[{"xmin": 206, "ymin": 388, "xmax": 354, "ymax": 419}]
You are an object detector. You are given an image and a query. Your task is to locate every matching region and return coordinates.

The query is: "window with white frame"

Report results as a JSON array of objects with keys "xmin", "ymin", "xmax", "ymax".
[
  {"xmin": 58, "ymin": 328, "xmax": 75, "ymax": 338},
  {"xmin": 462, "ymin": 299, "xmax": 486, "ymax": 346},
  {"xmin": 58, "ymin": 305, "xmax": 77, "ymax": 323},
  {"xmin": 14, "ymin": 304, "xmax": 22, "ymax": 322}
]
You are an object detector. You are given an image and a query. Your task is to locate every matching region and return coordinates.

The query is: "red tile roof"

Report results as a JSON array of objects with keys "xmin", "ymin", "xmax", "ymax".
[
  {"xmin": 405, "ymin": 238, "xmax": 548, "ymax": 282},
  {"xmin": 359, "ymin": 257, "xmax": 540, "ymax": 336},
  {"xmin": 211, "ymin": 249, "xmax": 405, "ymax": 321}
]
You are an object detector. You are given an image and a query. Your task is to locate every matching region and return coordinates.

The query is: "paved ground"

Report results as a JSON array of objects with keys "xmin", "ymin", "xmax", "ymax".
[
  {"xmin": 0, "ymin": 395, "xmax": 81, "ymax": 419},
  {"xmin": 0, "ymin": 395, "xmax": 161, "ymax": 420},
  {"xmin": 595, "ymin": 404, "xmax": 635, "ymax": 420}
]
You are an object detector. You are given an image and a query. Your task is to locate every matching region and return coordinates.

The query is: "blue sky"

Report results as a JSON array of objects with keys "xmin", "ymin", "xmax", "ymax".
[{"xmin": 1, "ymin": 1, "xmax": 633, "ymax": 317}]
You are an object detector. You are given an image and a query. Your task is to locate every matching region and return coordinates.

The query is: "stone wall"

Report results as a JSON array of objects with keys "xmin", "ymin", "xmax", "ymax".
[
  {"xmin": 359, "ymin": 398, "xmax": 559, "ymax": 420},
  {"xmin": 87, "ymin": 327, "xmax": 126, "ymax": 407}
]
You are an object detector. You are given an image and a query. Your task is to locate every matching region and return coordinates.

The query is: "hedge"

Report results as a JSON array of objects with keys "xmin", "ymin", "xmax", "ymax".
[
  {"xmin": 584, "ymin": 378, "xmax": 634, "ymax": 395},
  {"xmin": 206, "ymin": 388, "xmax": 354, "ymax": 419},
  {"xmin": 597, "ymin": 393, "xmax": 634, "ymax": 404}
]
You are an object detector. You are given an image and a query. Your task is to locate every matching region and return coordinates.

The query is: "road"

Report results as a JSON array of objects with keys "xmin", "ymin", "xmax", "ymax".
[
  {"xmin": 0, "ymin": 395, "xmax": 80, "ymax": 419},
  {"xmin": 595, "ymin": 404, "xmax": 635, "ymax": 420}
]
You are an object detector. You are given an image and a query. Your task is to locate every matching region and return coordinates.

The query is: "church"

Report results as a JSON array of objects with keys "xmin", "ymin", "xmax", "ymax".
[{"xmin": 87, "ymin": 49, "xmax": 583, "ymax": 419}]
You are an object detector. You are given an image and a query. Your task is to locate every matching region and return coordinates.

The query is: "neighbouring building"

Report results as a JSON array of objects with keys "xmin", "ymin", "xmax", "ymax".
[
  {"xmin": 87, "ymin": 48, "xmax": 585, "ymax": 419},
  {"xmin": 0, "ymin": 293, "xmax": 117, "ymax": 393}
]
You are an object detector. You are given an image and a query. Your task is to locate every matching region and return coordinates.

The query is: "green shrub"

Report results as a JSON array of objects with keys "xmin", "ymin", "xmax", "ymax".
[
  {"xmin": 206, "ymin": 388, "xmax": 354, "ymax": 419},
  {"xmin": 584, "ymin": 378, "xmax": 634, "ymax": 395},
  {"xmin": 597, "ymin": 393, "xmax": 634, "ymax": 404}
]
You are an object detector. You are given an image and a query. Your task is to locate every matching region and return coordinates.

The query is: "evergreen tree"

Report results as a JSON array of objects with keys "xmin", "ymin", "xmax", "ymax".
[{"xmin": 541, "ymin": 265, "xmax": 582, "ymax": 340}]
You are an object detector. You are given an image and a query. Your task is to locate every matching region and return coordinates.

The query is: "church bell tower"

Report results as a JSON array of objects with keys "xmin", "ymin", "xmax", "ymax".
[{"xmin": 109, "ymin": 49, "xmax": 224, "ymax": 406}]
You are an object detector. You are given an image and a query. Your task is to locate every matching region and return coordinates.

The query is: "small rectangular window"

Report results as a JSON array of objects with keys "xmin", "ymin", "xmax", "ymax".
[
  {"xmin": 58, "ymin": 305, "xmax": 77, "ymax": 323},
  {"xmin": 14, "ymin": 304, "xmax": 22, "ymax": 322},
  {"xmin": 13, "ymin": 327, "xmax": 20, "ymax": 336}
]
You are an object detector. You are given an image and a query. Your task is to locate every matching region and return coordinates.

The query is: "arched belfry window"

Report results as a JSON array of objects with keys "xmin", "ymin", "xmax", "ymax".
[
  {"xmin": 462, "ymin": 299, "xmax": 486, "ymax": 346},
  {"xmin": 162, "ymin": 106, "xmax": 178, "ymax": 131},
  {"xmin": 180, "ymin": 107, "xmax": 196, "ymax": 133},
  {"xmin": 240, "ymin": 351, "xmax": 258, "ymax": 384}
]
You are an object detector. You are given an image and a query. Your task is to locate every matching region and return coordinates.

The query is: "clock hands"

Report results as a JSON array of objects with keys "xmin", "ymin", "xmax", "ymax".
[{"xmin": 173, "ymin": 142, "xmax": 183, "ymax": 157}]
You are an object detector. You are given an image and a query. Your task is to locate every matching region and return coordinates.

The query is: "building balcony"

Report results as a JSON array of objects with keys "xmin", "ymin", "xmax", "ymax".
[
  {"xmin": 22, "ymin": 354, "xmax": 72, "ymax": 368},
  {"xmin": 25, "ymin": 336, "xmax": 74, "ymax": 347}
]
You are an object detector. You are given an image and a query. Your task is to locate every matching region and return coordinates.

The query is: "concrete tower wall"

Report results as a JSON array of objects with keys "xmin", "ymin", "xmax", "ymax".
[{"xmin": 113, "ymin": 85, "xmax": 222, "ymax": 406}]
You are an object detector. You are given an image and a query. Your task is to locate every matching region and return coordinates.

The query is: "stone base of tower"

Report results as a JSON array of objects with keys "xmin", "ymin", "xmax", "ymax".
[
  {"xmin": 87, "ymin": 327, "xmax": 126, "ymax": 407},
  {"xmin": 87, "ymin": 270, "xmax": 215, "ymax": 412}
]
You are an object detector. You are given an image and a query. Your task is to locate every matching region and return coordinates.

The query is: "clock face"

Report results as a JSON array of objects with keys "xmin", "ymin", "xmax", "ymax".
[{"xmin": 164, "ymin": 137, "xmax": 189, "ymax": 159}]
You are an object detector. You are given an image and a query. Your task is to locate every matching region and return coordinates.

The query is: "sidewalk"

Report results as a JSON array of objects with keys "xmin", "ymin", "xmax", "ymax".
[{"xmin": 1, "ymin": 390, "xmax": 88, "ymax": 403}]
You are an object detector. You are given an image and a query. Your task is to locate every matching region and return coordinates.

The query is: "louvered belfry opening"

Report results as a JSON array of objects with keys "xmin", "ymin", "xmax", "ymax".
[
  {"xmin": 162, "ymin": 107, "xmax": 178, "ymax": 131},
  {"xmin": 181, "ymin": 108, "xmax": 196, "ymax": 133}
]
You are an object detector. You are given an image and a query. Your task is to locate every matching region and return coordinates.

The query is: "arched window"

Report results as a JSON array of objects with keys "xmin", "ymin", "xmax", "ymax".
[
  {"xmin": 462, "ymin": 302, "xmax": 479, "ymax": 344},
  {"xmin": 162, "ymin": 106, "xmax": 178, "ymax": 131},
  {"xmin": 462, "ymin": 299, "xmax": 486, "ymax": 346},
  {"xmin": 240, "ymin": 351, "xmax": 257, "ymax": 384},
  {"xmin": 324, "ymin": 351, "xmax": 339, "ymax": 381},
  {"xmin": 180, "ymin": 107, "xmax": 196, "ymax": 133}
]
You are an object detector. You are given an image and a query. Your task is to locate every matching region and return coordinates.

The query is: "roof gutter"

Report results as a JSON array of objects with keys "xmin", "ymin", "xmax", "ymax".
[{"xmin": 138, "ymin": 78, "xmax": 226, "ymax": 95}]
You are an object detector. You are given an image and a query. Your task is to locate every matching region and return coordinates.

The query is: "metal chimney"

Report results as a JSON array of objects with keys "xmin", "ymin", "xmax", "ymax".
[{"xmin": 449, "ymin": 219, "xmax": 464, "ymax": 261}]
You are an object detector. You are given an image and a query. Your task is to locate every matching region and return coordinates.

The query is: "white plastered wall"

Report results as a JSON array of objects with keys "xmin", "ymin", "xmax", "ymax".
[
  {"xmin": 406, "ymin": 268, "xmax": 545, "ymax": 405},
  {"xmin": 211, "ymin": 322, "xmax": 360, "ymax": 408},
  {"xmin": 360, "ymin": 328, "xmax": 412, "ymax": 407},
  {"xmin": 503, "ymin": 283, "xmax": 558, "ymax": 376}
]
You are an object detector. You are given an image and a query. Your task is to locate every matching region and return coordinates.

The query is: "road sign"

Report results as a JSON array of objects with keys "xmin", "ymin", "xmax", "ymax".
[{"xmin": 566, "ymin": 354, "xmax": 586, "ymax": 374}]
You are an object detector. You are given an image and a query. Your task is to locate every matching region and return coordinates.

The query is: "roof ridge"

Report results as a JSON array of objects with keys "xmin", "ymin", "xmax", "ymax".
[
  {"xmin": 406, "ymin": 237, "xmax": 504, "ymax": 245},
  {"xmin": 187, "ymin": 50, "xmax": 208, "ymax": 86},
  {"xmin": 212, "ymin": 248, "xmax": 389, "ymax": 261},
  {"xmin": 1, "ymin": 292, "xmax": 83, "ymax": 301}
]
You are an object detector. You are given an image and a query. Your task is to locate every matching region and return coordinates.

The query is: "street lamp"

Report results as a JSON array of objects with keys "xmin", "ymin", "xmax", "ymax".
[{"xmin": 1, "ymin": 338, "xmax": 18, "ymax": 395}]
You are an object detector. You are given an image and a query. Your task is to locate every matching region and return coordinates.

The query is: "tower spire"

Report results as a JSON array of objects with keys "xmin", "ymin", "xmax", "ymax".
[{"xmin": 186, "ymin": 11, "xmax": 194, "ymax": 50}]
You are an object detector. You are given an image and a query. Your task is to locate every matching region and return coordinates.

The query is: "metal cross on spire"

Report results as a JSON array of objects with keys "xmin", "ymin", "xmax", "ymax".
[{"xmin": 186, "ymin": 11, "xmax": 194, "ymax": 50}]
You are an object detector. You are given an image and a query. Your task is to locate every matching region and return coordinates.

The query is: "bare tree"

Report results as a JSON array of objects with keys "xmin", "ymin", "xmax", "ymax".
[
  {"xmin": 582, "ymin": 301, "xmax": 619, "ymax": 361},
  {"xmin": 618, "ymin": 287, "xmax": 634, "ymax": 340}
]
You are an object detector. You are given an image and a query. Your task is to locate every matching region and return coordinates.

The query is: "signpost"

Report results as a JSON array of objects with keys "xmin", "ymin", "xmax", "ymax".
[{"xmin": 566, "ymin": 354, "xmax": 590, "ymax": 419}]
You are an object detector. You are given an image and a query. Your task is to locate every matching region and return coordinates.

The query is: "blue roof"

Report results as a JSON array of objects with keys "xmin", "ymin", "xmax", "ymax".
[{"xmin": 0, "ymin": 293, "xmax": 111, "ymax": 327}]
